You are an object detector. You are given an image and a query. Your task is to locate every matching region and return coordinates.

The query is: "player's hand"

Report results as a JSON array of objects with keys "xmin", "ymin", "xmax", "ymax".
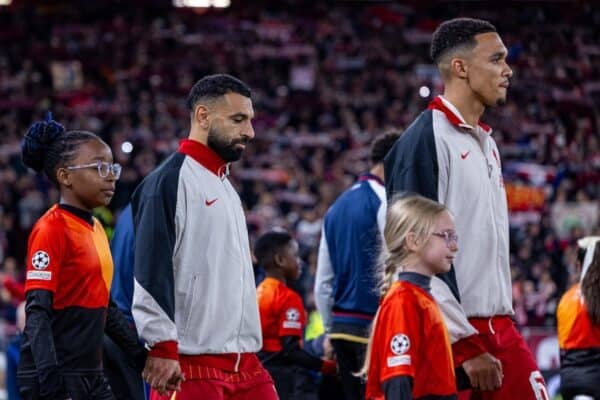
[
  {"xmin": 165, "ymin": 371, "xmax": 185, "ymax": 392},
  {"xmin": 142, "ymin": 356, "xmax": 184, "ymax": 395},
  {"xmin": 462, "ymin": 352, "xmax": 503, "ymax": 391},
  {"xmin": 322, "ymin": 335, "xmax": 334, "ymax": 360}
]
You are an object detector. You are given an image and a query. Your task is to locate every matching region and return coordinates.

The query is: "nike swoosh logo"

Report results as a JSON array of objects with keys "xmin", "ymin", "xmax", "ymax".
[
  {"xmin": 205, "ymin": 198, "xmax": 218, "ymax": 206},
  {"xmin": 460, "ymin": 151, "xmax": 471, "ymax": 159}
]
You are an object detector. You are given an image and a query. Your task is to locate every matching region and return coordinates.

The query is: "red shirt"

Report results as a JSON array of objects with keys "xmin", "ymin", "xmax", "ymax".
[
  {"xmin": 557, "ymin": 283, "xmax": 600, "ymax": 350},
  {"xmin": 366, "ymin": 280, "xmax": 456, "ymax": 399},
  {"xmin": 257, "ymin": 277, "xmax": 306, "ymax": 352}
]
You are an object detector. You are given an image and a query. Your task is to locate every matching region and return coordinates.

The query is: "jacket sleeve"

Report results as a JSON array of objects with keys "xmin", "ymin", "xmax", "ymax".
[
  {"xmin": 109, "ymin": 204, "xmax": 136, "ymax": 322},
  {"xmin": 315, "ymin": 225, "xmax": 335, "ymax": 331},
  {"xmin": 383, "ymin": 114, "xmax": 439, "ymax": 202},
  {"xmin": 131, "ymin": 166, "xmax": 182, "ymax": 361},
  {"xmin": 105, "ymin": 298, "xmax": 147, "ymax": 371},
  {"xmin": 279, "ymin": 335, "xmax": 323, "ymax": 371},
  {"xmin": 430, "ymin": 277, "xmax": 485, "ymax": 365},
  {"xmin": 23, "ymin": 290, "xmax": 69, "ymax": 399}
]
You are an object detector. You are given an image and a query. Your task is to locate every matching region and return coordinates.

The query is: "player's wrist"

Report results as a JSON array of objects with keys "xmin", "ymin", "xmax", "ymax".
[
  {"xmin": 452, "ymin": 334, "xmax": 486, "ymax": 366},
  {"xmin": 148, "ymin": 340, "xmax": 179, "ymax": 360}
]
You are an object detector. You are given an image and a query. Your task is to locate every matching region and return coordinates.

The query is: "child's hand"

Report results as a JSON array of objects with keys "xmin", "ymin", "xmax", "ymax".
[{"xmin": 322, "ymin": 335, "xmax": 334, "ymax": 359}]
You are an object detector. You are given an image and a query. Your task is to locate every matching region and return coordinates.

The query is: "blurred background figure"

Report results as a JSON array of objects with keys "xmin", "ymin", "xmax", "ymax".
[
  {"xmin": 315, "ymin": 131, "xmax": 400, "ymax": 400},
  {"xmin": 556, "ymin": 237, "xmax": 600, "ymax": 400}
]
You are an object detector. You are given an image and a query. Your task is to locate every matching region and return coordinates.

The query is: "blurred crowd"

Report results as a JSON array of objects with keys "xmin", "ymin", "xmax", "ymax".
[{"xmin": 0, "ymin": 0, "xmax": 599, "ymax": 346}]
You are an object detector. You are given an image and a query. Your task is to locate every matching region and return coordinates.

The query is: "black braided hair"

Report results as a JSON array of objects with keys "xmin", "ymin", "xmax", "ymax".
[{"xmin": 21, "ymin": 115, "xmax": 100, "ymax": 185}]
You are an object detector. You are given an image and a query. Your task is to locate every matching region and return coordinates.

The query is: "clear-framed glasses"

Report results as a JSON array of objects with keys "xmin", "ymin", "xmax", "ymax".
[
  {"xmin": 431, "ymin": 230, "xmax": 459, "ymax": 248},
  {"xmin": 66, "ymin": 161, "xmax": 122, "ymax": 179}
]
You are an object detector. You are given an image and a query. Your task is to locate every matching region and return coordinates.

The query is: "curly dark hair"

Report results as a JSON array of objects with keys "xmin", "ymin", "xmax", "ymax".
[
  {"xmin": 430, "ymin": 17, "xmax": 497, "ymax": 63},
  {"xmin": 21, "ymin": 116, "xmax": 99, "ymax": 185},
  {"xmin": 581, "ymin": 243, "xmax": 600, "ymax": 324},
  {"xmin": 371, "ymin": 130, "xmax": 401, "ymax": 164},
  {"xmin": 186, "ymin": 74, "xmax": 251, "ymax": 112},
  {"xmin": 254, "ymin": 230, "xmax": 293, "ymax": 270}
]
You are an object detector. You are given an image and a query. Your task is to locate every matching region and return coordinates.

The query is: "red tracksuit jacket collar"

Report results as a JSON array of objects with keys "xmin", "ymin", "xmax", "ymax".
[
  {"xmin": 178, "ymin": 139, "xmax": 228, "ymax": 177},
  {"xmin": 428, "ymin": 95, "xmax": 492, "ymax": 134}
]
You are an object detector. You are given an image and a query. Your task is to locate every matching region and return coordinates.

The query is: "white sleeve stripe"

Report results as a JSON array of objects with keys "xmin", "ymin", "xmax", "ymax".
[{"xmin": 315, "ymin": 226, "xmax": 335, "ymax": 331}]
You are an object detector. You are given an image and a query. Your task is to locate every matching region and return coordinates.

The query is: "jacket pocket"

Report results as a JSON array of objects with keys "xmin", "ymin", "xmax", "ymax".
[{"xmin": 177, "ymin": 275, "xmax": 198, "ymax": 338}]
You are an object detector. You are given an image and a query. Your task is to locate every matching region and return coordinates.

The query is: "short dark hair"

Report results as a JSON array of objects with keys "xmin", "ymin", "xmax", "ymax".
[
  {"xmin": 430, "ymin": 18, "xmax": 497, "ymax": 64},
  {"xmin": 186, "ymin": 74, "xmax": 252, "ymax": 112},
  {"xmin": 371, "ymin": 131, "xmax": 401, "ymax": 164},
  {"xmin": 21, "ymin": 117, "xmax": 99, "ymax": 185},
  {"xmin": 254, "ymin": 231, "xmax": 293, "ymax": 269}
]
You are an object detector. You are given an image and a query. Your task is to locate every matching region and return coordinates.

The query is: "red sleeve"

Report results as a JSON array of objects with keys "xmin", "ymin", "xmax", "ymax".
[
  {"xmin": 24, "ymin": 219, "xmax": 65, "ymax": 293},
  {"xmin": 375, "ymin": 292, "xmax": 421, "ymax": 383},
  {"xmin": 452, "ymin": 334, "xmax": 487, "ymax": 366},
  {"xmin": 277, "ymin": 290, "xmax": 306, "ymax": 338}
]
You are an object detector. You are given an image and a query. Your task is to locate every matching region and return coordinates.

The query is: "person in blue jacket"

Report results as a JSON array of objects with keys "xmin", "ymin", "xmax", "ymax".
[
  {"xmin": 103, "ymin": 204, "xmax": 148, "ymax": 400},
  {"xmin": 314, "ymin": 131, "xmax": 400, "ymax": 400},
  {"xmin": 6, "ymin": 302, "xmax": 25, "ymax": 400}
]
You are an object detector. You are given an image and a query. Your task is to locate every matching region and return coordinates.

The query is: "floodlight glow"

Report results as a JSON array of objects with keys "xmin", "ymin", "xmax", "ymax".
[
  {"xmin": 121, "ymin": 141, "xmax": 133, "ymax": 154},
  {"xmin": 419, "ymin": 86, "xmax": 431, "ymax": 98},
  {"xmin": 212, "ymin": 0, "xmax": 231, "ymax": 7},
  {"xmin": 172, "ymin": 0, "xmax": 230, "ymax": 7},
  {"xmin": 0, "ymin": 0, "xmax": 12, "ymax": 5}
]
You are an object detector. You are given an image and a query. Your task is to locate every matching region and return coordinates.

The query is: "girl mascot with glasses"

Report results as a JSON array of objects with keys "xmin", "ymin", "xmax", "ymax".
[
  {"xmin": 17, "ymin": 116, "xmax": 146, "ymax": 400},
  {"xmin": 359, "ymin": 195, "xmax": 460, "ymax": 400}
]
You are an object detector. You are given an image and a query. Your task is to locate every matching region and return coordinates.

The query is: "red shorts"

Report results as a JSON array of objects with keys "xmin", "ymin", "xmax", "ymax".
[
  {"xmin": 457, "ymin": 316, "xmax": 549, "ymax": 400},
  {"xmin": 149, "ymin": 353, "xmax": 278, "ymax": 400}
]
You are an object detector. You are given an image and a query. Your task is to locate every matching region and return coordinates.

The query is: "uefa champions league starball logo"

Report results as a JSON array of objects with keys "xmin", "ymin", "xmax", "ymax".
[
  {"xmin": 32, "ymin": 250, "xmax": 50, "ymax": 270},
  {"xmin": 285, "ymin": 308, "xmax": 300, "ymax": 321},
  {"xmin": 390, "ymin": 333, "xmax": 410, "ymax": 355}
]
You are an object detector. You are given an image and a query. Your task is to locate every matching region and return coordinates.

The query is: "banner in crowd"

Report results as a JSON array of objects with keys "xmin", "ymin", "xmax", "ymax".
[{"xmin": 505, "ymin": 183, "xmax": 546, "ymax": 212}]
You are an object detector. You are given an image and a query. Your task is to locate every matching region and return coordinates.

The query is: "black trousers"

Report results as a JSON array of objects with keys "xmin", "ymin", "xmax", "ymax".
[
  {"xmin": 264, "ymin": 364, "xmax": 318, "ymax": 400},
  {"xmin": 18, "ymin": 373, "xmax": 115, "ymax": 400},
  {"xmin": 330, "ymin": 339, "xmax": 366, "ymax": 400},
  {"xmin": 103, "ymin": 335, "xmax": 146, "ymax": 400},
  {"xmin": 561, "ymin": 367, "xmax": 600, "ymax": 400},
  {"xmin": 561, "ymin": 387, "xmax": 600, "ymax": 400}
]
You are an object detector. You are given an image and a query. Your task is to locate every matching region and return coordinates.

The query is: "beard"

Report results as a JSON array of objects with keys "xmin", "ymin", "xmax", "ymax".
[
  {"xmin": 496, "ymin": 96, "xmax": 507, "ymax": 106},
  {"xmin": 207, "ymin": 125, "xmax": 249, "ymax": 162}
]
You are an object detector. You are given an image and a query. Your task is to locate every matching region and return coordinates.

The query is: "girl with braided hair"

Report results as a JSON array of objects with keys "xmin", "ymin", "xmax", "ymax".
[
  {"xmin": 17, "ymin": 116, "xmax": 145, "ymax": 400},
  {"xmin": 360, "ymin": 195, "xmax": 460, "ymax": 400},
  {"xmin": 557, "ymin": 236, "xmax": 600, "ymax": 400}
]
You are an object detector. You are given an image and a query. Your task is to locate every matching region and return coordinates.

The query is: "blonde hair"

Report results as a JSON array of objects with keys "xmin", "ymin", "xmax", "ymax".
[
  {"xmin": 357, "ymin": 194, "xmax": 448, "ymax": 378},
  {"xmin": 379, "ymin": 195, "xmax": 448, "ymax": 296}
]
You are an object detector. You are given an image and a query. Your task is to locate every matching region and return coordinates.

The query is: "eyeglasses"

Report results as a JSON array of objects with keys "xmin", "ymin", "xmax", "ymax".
[
  {"xmin": 431, "ymin": 231, "xmax": 459, "ymax": 248},
  {"xmin": 66, "ymin": 161, "xmax": 122, "ymax": 179}
]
